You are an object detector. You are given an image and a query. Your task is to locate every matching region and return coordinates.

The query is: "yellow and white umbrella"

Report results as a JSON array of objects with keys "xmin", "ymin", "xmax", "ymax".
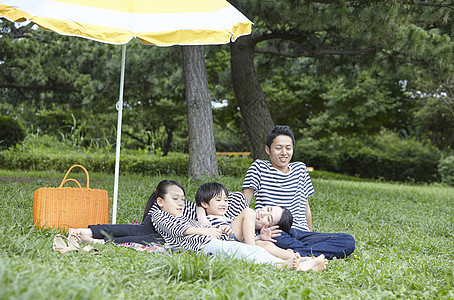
[
  {"xmin": 0, "ymin": 0, "xmax": 251, "ymax": 45},
  {"xmin": 0, "ymin": 0, "xmax": 252, "ymax": 223}
]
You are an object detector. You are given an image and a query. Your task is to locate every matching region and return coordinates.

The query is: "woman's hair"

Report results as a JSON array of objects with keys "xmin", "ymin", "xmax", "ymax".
[
  {"xmin": 142, "ymin": 180, "xmax": 185, "ymax": 222},
  {"xmin": 195, "ymin": 182, "xmax": 229, "ymax": 207},
  {"xmin": 276, "ymin": 207, "xmax": 293, "ymax": 234}
]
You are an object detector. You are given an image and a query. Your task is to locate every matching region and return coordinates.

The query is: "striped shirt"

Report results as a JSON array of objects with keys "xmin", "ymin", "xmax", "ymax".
[
  {"xmin": 242, "ymin": 159, "xmax": 315, "ymax": 231},
  {"xmin": 150, "ymin": 202, "xmax": 213, "ymax": 253},
  {"xmin": 147, "ymin": 199, "xmax": 197, "ymax": 220},
  {"xmin": 224, "ymin": 192, "xmax": 249, "ymax": 220},
  {"xmin": 206, "ymin": 215, "xmax": 233, "ymax": 227},
  {"xmin": 207, "ymin": 192, "xmax": 249, "ymax": 241},
  {"xmin": 149, "ymin": 192, "xmax": 250, "ymax": 252},
  {"xmin": 146, "ymin": 192, "xmax": 248, "ymax": 222}
]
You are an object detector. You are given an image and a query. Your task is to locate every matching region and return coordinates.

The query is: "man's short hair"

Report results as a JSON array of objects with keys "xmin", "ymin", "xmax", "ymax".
[
  {"xmin": 266, "ymin": 125, "xmax": 295, "ymax": 148},
  {"xmin": 195, "ymin": 182, "xmax": 229, "ymax": 207}
]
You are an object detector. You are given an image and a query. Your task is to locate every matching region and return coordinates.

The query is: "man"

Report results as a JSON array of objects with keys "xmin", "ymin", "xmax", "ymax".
[{"xmin": 242, "ymin": 125, "xmax": 355, "ymax": 259}]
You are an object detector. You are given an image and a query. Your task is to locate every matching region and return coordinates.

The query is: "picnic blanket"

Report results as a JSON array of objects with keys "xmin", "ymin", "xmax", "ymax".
[{"xmin": 117, "ymin": 242, "xmax": 194, "ymax": 255}]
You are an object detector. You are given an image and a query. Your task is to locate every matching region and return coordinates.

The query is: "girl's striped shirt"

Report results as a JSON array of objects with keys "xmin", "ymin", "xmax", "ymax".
[
  {"xmin": 150, "ymin": 193, "xmax": 249, "ymax": 252},
  {"xmin": 150, "ymin": 202, "xmax": 213, "ymax": 253}
]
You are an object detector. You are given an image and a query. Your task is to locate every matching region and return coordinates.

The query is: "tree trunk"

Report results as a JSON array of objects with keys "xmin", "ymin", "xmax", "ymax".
[
  {"xmin": 230, "ymin": 36, "xmax": 275, "ymax": 160},
  {"xmin": 182, "ymin": 45, "xmax": 219, "ymax": 178}
]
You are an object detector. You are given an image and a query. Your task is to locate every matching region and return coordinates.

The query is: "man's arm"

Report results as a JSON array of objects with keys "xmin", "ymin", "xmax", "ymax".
[
  {"xmin": 242, "ymin": 188, "xmax": 255, "ymax": 204},
  {"xmin": 306, "ymin": 200, "xmax": 313, "ymax": 231}
]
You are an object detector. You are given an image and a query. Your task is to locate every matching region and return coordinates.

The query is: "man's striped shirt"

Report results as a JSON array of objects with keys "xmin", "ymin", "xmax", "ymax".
[{"xmin": 242, "ymin": 159, "xmax": 314, "ymax": 231}]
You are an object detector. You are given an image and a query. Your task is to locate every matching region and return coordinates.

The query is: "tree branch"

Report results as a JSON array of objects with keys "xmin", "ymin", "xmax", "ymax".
[
  {"xmin": 213, "ymin": 119, "xmax": 246, "ymax": 141},
  {"xmin": 255, "ymin": 45, "xmax": 377, "ymax": 58},
  {"xmin": 0, "ymin": 82, "xmax": 78, "ymax": 93},
  {"xmin": 305, "ymin": 0, "xmax": 454, "ymax": 8},
  {"xmin": 122, "ymin": 130, "xmax": 147, "ymax": 147},
  {"xmin": 412, "ymin": 1, "xmax": 454, "ymax": 9}
]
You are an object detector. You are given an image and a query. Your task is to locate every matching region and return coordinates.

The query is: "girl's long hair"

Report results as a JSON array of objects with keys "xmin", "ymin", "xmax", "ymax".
[
  {"xmin": 142, "ymin": 180, "xmax": 185, "ymax": 222},
  {"xmin": 276, "ymin": 207, "xmax": 293, "ymax": 234}
]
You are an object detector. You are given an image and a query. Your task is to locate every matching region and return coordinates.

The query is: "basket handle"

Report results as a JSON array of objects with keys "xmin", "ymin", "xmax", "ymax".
[
  {"xmin": 60, "ymin": 178, "xmax": 82, "ymax": 188},
  {"xmin": 59, "ymin": 165, "xmax": 89, "ymax": 188}
]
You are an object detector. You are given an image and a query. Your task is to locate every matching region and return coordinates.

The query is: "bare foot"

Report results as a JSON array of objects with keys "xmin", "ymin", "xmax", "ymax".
[
  {"xmin": 289, "ymin": 250, "xmax": 314, "ymax": 263},
  {"xmin": 68, "ymin": 228, "xmax": 95, "ymax": 244},
  {"xmin": 277, "ymin": 255, "xmax": 302, "ymax": 271},
  {"xmin": 298, "ymin": 254, "xmax": 328, "ymax": 272},
  {"xmin": 280, "ymin": 248, "xmax": 296, "ymax": 260}
]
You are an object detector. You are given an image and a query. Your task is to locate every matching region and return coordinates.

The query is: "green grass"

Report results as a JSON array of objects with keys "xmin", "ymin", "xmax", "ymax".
[{"xmin": 0, "ymin": 169, "xmax": 453, "ymax": 299}]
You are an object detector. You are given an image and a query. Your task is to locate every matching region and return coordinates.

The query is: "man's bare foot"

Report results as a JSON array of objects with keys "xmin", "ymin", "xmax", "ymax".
[{"xmin": 298, "ymin": 254, "xmax": 328, "ymax": 272}]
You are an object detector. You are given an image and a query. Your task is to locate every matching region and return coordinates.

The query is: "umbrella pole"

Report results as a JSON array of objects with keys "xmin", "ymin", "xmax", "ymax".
[{"xmin": 112, "ymin": 44, "xmax": 127, "ymax": 224}]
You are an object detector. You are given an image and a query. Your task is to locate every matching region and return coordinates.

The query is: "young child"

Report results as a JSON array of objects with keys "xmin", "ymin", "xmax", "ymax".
[{"xmin": 195, "ymin": 182, "xmax": 328, "ymax": 269}]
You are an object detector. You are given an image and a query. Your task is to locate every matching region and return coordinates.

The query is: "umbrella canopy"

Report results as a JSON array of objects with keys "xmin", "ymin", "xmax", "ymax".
[
  {"xmin": 0, "ymin": 0, "xmax": 252, "ymax": 45},
  {"xmin": 0, "ymin": 0, "xmax": 252, "ymax": 223}
]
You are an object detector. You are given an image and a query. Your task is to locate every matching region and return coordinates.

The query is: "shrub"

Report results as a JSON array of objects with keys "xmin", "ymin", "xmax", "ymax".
[
  {"xmin": 294, "ymin": 134, "xmax": 362, "ymax": 172},
  {"xmin": 0, "ymin": 116, "xmax": 26, "ymax": 150},
  {"xmin": 0, "ymin": 149, "xmax": 252, "ymax": 177},
  {"xmin": 294, "ymin": 130, "xmax": 441, "ymax": 183},
  {"xmin": 218, "ymin": 155, "xmax": 253, "ymax": 177},
  {"xmin": 438, "ymin": 155, "xmax": 454, "ymax": 186}
]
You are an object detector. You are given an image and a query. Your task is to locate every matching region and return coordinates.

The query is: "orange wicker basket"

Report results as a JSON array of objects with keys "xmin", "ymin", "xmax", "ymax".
[{"xmin": 33, "ymin": 165, "xmax": 109, "ymax": 231}]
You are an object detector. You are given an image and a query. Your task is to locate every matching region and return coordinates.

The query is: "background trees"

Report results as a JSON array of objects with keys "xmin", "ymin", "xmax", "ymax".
[
  {"xmin": 2, "ymin": 0, "xmax": 454, "ymax": 183},
  {"xmin": 228, "ymin": 0, "xmax": 454, "ymax": 158},
  {"xmin": 0, "ymin": 20, "xmax": 188, "ymax": 153}
]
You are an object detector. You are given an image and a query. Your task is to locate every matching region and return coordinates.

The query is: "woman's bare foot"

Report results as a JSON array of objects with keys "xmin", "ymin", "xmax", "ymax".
[
  {"xmin": 297, "ymin": 254, "xmax": 328, "ymax": 272},
  {"xmin": 67, "ymin": 228, "xmax": 104, "ymax": 244}
]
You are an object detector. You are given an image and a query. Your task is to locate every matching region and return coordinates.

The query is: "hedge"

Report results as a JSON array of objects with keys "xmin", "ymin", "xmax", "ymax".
[
  {"xmin": 0, "ymin": 150, "xmax": 253, "ymax": 177},
  {"xmin": 294, "ymin": 130, "xmax": 441, "ymax": 183}
]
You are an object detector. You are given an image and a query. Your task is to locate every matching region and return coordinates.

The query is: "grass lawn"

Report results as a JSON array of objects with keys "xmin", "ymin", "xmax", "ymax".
[{"xmin": 0, "ymin": 169, "xmax": 453, "ymax": 299}]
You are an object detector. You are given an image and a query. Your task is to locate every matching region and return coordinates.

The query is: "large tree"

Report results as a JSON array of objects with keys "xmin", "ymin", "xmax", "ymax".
[
  {"xmin": 228, "ymin": 0, "xmax": 454, "ymax": 159},
  {"xmin": 182, "ymin": 45, "xmax": 219, "ymax": 178}
]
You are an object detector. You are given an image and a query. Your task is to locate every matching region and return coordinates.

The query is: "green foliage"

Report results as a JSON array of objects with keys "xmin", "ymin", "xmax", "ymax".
[
  {"xmin": 213, "ymin": 123, "xmax": 249, "ymax": 152},
  {"xmin": 228, "ymin": 0, "xmax": 454, "ymax": 160},
  {"xmin": 3, "ymin": 2, "xmax": 454, "ymax": 175},
  {"xmin": 0, "ymin": 115, "xmax": 26, "ymax": 150},
  {"xmin": 410, "ymin": 92, "xmax": 454, "ymax": 150},
  {"xmin": 295, "ymin": 130, "xmax": 441, "ymax": 183},
  {"xmin": 438, "ymin": 155, "xmax": 454, "ymax": 186},
  {"xmin": 308, "ymin": 71, "xmax": 405, "ymax": 136}
]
